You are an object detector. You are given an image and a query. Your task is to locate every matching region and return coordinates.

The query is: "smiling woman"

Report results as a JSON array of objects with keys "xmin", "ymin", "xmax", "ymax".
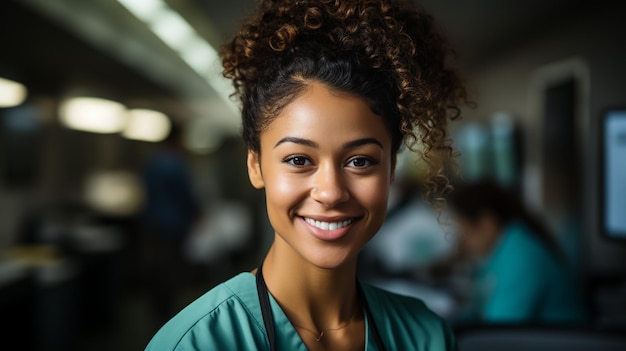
[
  {"xmin": 146, "ymin": 0, "xmax": 468, "ymax": 350},
  {"xmin": 248, "ymin": 83, "xmax": 393, "ymax": 271}
]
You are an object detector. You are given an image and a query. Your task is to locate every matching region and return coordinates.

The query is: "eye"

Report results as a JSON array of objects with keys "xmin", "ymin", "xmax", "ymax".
[
  {"xmin": 284, "ymin": 156, "xmax": 312, "ymax": 167},
  {"xmin": 346, "ymin": 157, "xmax": 377, "ymax": 168}
]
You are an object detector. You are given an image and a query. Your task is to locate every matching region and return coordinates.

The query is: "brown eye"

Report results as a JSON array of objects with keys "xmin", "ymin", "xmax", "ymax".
[
  {"xmin": 284, "ymin": 156, "xmax": 312, "ymax": 167},
  {"xmin": 346, "ymin": 157, "xmax": 376, "ymax": 168}
]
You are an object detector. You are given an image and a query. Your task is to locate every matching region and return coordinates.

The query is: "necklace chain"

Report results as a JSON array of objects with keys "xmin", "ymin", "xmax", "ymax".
[{"xmin": 291, "ymin": 308, "xmax": 361, "ymax": 342}]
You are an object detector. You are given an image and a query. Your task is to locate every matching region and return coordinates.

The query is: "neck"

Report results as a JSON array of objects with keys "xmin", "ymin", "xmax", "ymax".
[{"xmin": 261, "ymin": 239, "xmax": 360, "ymax": 330}]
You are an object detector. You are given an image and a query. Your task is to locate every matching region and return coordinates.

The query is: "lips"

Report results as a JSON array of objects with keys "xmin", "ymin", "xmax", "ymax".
[
  {"xmin": 303, "ymin": 217, "xmax": 354, "ymax": 230},
  {"xmin": 300, "ymin": 216, "xmax": 358, "ymax": 241}
]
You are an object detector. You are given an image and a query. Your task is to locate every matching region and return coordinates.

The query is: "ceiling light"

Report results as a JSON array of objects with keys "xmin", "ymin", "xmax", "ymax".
[
  {"xmin": 59, "ymin": 97, "xmax": 126, "ymax": 134},
  {"xmin": 117, "ymin": 0, "xmax": 165, "ymax": 23},
  {"xmin": 122, "ymin": 108, "xmax": 171, "ymax": 142},
  {"xmin": 0, "ymin": 77, "xmax": 28, "ymax": 108},
  {"xmin": 179, "ymin": 36, "xmax": 218, "ymax": 74},
  {"xmin": 149, "ymin": 8, "xmax": 195, "ymax": 52},
  {"xmin": 117, "ymin": 0, "xmax": 237, "ymax": 114}
]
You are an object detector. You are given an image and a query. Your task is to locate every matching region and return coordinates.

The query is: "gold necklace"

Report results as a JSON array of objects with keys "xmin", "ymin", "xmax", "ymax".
[{"xmin": 291, "ymin": 308, "xmax": 361, "ymax": 342}]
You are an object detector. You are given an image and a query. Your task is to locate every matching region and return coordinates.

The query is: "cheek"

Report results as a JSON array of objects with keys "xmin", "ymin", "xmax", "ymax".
[
  {"xmin": 461, "ymin": 234, "xmax": 476, "ymax": 249},
  {"xmin": 268, "ymin": 174, "xmax": 298, "ymax": 197},
  {"xmin": 355, "ymin": 176, "xmax": 390, "ymax": 219},
  {"xmin": 263, "ymin": 171, "xmax": 306, "ymax": 213},
  {"xmin": 460, "ymin": 230, "xmax": 483, "ymax": 254}
]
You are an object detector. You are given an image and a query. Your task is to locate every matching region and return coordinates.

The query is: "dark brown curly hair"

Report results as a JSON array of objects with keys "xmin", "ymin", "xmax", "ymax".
[{"xmin": 221, "ymin": 0, "xmax": 468, "ymax": 206}]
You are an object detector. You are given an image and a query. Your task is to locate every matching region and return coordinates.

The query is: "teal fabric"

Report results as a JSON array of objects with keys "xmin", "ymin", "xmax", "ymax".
[
  {"xmin": 470, "ymin": 222, "xmax": 586, "ymax": 323},
  {"xmin": 145, "ymin": 273, "xmax": 456, "ymax": 350}
]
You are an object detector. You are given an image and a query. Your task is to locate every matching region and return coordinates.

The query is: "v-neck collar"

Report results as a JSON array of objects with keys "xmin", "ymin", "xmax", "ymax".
[{"xmin": 240, "ymin": 272, "xmax": 382, "ymax": 350}]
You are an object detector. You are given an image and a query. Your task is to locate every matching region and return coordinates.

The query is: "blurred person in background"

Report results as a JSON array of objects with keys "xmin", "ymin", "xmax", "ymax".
[
  {"xmin": 359, "ymin": 148, "xmax": 455, "ymax": 279},
  {"xmin": 140, "ymin": 122, "xmax": 201, "ymax": 327},
  {"xmin": 445, "ymin": 179, "xmax": 586, "ymax": 325},
  {"xmin": 146, "ymin": 0, "xmax": 470, "ymax": 349}
]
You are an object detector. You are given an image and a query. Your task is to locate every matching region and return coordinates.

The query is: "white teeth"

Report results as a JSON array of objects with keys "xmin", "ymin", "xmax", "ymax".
[{"xmin": 304, "ymin": 217, "xmax": 353, "ymax": 230}]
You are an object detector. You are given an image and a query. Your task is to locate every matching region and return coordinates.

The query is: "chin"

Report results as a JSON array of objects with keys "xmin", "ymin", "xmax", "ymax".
[{"xmin": 305, "ymin": 249, "xmax": 356, "ymax": 271}]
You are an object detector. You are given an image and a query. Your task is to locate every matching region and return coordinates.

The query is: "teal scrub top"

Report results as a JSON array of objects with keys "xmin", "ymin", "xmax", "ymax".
[
  {"xmin": 468, "ymin": 222, "xmax": 585, "ymax": 323},
  {"xmin": 145, "ymin": 272, "xmax": 456, "ymax": 350}
]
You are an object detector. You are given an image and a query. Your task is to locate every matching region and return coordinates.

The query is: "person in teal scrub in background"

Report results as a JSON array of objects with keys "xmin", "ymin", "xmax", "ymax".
[
  {"xmin": 447, "ymin": 180, "xmax": 586, "ymax": 325},
  {"xmin": 146, "ymin": 0, "xmax": 469, "ymax": 349}
]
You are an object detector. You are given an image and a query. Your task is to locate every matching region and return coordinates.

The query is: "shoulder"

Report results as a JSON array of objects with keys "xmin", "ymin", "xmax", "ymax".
[
  {"xmin": 145, "ymin": 273, "xmax": 267, "ymax": 351},
  {"xmin": 498, "ymin": 223, "xmax": 553, "ymax": 263},
  {"xmin": 486, "ymin": 223, "xmax": 560, "ymax": 281},
  {"xmin": 503, "ymin": 223, "xmax": 537, "ymax": 245},
  {"xmin": 361, "ymin": 283, "xmax": 456, "ymax": 350},
  {"xmin": 362, "ymin": 282, "xmax": 447, "ymax": 327}
]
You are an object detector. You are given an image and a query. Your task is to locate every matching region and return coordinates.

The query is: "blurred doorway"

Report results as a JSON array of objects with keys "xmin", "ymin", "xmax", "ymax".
[{"xmin": 529, "ymin": 58, "xmax": 589, "ymax": 275}]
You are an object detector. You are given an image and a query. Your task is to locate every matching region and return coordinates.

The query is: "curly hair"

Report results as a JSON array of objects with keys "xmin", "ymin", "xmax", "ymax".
[{"xmin": 221, "ymin": 0, "xmax": 468, "ymax": 207}]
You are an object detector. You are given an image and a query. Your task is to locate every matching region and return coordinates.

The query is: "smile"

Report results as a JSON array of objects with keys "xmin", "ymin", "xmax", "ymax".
[{"xmin": 303, "ymin": 217, "xmax": 354, "ymax": 230}]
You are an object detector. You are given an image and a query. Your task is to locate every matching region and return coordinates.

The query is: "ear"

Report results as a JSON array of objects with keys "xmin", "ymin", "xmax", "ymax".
[{"xmin": 247, "ymin": 150, "xmax": 265, "ymax": 189}]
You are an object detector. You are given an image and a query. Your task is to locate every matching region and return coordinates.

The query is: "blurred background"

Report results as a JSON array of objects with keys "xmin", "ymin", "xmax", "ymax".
[{"xmin": 0, "ymin": 0, "xmax": 625, "ymax": 350}]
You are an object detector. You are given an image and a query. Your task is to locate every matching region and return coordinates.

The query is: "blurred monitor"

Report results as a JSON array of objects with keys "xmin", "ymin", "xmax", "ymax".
[{"xmin": 600, "ymin": 108, "xmax": 626, "ymax": 240}]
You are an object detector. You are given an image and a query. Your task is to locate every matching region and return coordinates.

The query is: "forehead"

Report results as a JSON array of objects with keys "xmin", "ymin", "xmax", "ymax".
[{"xmin": 259, "ymin": 82, "xmax": 392, "ymax": 147}]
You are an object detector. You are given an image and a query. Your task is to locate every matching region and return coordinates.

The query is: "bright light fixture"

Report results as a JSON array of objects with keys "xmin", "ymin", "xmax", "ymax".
[
  {"xmin": 0, "ymin": 77, "xmax": 28, "ymax": 108},
  {"xmin": 149, "ymin": 8, "xmax": 195, "ymax": 52},
  {"xmin": 59, "ymin": 97, "xmax": 126, "ymax": 133},
  {"xmin": 116, "ymin": 0, "xmax": 237, "ymax": 113},
  {"xmin": 180, "ymin": 35, "xmax": 218, "ymax": 74},
  {"xmin": 117, "ymin": 0, "xmax": 165, "ymax": 23},
  {"xmin": 123, "ymin": 108, "xmax": 171, "ymax": 142}
]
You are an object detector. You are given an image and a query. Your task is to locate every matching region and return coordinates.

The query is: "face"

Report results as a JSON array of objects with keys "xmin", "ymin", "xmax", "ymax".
[
  {"xmin": 247, "ymin": 82, "xmax": 395, "ymax": 269},
  {"xmin": 455, "ymin": 213, "xmax": 500, "ymax": 259}
]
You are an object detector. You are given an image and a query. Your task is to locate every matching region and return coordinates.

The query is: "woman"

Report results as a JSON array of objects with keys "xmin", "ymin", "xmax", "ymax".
[
  {"xmin": 447, "ymin": 180, "xmax": 586, "ymax": 324},
  {"xmin": 146, "ymin": 0, "xmax": 467, "ymax": 349}
]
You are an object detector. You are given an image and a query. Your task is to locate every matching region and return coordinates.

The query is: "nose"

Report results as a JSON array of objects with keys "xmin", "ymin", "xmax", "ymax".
[{"xmin": 311, "ymin": 164, "xmax": 350, "ymax": 207}]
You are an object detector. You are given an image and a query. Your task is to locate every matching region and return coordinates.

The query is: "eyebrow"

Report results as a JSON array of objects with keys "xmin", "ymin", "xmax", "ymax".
[
  {"xmin": 274, "ymin": 136, "xmax": 383, "ymax": 150},
  {"xmin": 343, "ymin": 137, "xmax": 384, "ymax": 150},
  {"xmin": 274, "ymin": 137, "xmax": 318, "ymax": 148}
]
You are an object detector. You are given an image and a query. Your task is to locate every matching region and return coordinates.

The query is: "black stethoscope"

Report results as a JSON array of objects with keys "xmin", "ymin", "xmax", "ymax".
[{"xmin": 256, "ymin": 265, "xmax": 387, "ymax": 351}]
